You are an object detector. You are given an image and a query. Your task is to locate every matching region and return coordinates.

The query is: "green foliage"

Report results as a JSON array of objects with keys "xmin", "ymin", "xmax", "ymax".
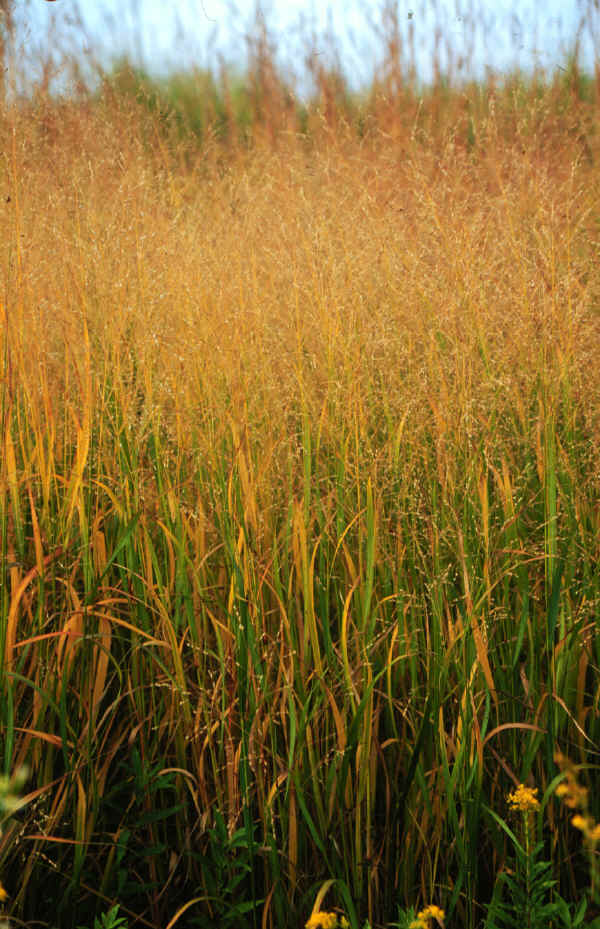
[
  {"xmin": 0, "ymin": 768, "xmax": 27, "ymax": 824},
  {"xmin": 485, "ymin": 841, "xmax": 569, "ymax": 929},
  {"xmin": 391, "ymin": 906, "xmax": 420, "ymax": 928},
  {"xmin": 100, "ymin": 58, "xmax": 268, "ymax": 144},
  {"xmin": 77, "ymin": 905, "xmax": 128, "ymax": 929},
  {"xmin": 190, "ymin": 809, "xmax": 264, "ymax": 929}
]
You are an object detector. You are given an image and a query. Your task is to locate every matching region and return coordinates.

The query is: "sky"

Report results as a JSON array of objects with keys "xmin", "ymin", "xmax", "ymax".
[{"xmin": 7, "ymin": 0, "xmax": 600, "ymax": 94}]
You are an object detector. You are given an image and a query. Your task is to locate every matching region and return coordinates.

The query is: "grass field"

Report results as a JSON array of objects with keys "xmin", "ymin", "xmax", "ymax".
[{"xmin": 1, "ymin": 9, "xmax": 600, "ymax": 929}]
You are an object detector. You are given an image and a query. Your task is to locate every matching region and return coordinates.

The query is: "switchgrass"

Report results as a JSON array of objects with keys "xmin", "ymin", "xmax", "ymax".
[{"xmin": 1, "ymin": 15, "xmax": 600, "ymax": 929}]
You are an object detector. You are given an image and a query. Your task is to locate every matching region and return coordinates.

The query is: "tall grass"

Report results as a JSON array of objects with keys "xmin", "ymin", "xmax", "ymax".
[{"xmin": 1, "ymin": 6, "xmax": 600, "ymax": 928}]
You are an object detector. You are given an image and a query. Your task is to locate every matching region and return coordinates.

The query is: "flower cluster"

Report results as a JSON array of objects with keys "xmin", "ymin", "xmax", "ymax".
[
  {"xmin": 570, "ymin": 815, "xmax": 600, "ymax": 841},
  {"xmin": 409, "ymin": 903, "xmax": 446, "ymax": 928},
  {"xmin": 305, "ymin": 912, "xmax": 349, "ymax": 929},
  {"xmin": 507, "ymin": 783, "xmax": 540, "ymax": 813},
  {"xmin": 554, "ymin": 753, "xmax": 600, "ymax": 844}
]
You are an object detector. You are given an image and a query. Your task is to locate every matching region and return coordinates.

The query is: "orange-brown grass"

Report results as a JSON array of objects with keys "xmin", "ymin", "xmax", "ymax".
[{"xmin": 0, "ymin": 65, "xmax": 599, "ymax": 929}]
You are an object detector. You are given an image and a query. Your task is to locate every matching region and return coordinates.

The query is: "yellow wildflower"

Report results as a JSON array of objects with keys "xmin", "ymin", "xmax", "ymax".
[
  {"xmin": 508, "ymin": 784, "xmax": 540, "ymax": 812},
  {"xmin": 417, "ymin": 904, "xmax": 446, "ymax": 925},
  {"xmin": 572, "ymin": 814, "xmax": 589, "ymax": 832},
  {"xmin": 340, "ymin": 919, "xmax": 349, "ymax": 929},
  {"xmin": 306, "ymin": 912, "xmax": 338, "ymax": 929},
  {"xmin": 0, "ymin": 882, "xmax": 7, "ymax": 902},
  {"xmin": 409, "ymin": 921, "xmax": 427, "ymax": 929},
  {"xmin": 557, "ymin": 778, "xmax": 588, "ymax": 809},
  {"xmin": 554, "ymin": 757, "xmax": 589, "ymax": 809},
  {"xmin": 588, "ymin": 823, "xmax": 600, "ymax": 842}
]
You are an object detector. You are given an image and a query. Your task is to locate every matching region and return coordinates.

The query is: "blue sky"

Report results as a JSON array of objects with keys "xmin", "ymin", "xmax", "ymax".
[{"xmin": 10, "ymin": 0, "xmax": 599, "ymax": 93}]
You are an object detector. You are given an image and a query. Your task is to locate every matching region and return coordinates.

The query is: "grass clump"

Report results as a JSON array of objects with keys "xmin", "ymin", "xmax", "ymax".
[{"xmin": 0, "ymin": 4, "xmax": 600, "ymax": 929}]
